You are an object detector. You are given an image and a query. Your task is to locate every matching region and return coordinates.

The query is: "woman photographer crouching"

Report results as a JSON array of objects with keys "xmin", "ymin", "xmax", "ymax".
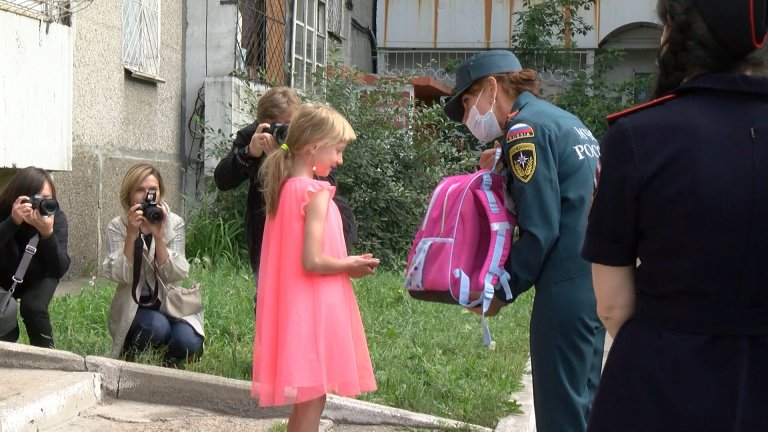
[
  {"xmin": 102, "ymin": 163, "xmax": 203, "ymax": 365},
  {"xmin": 0, "ymin": 166, "xmax": 70, "ymax": 348}
]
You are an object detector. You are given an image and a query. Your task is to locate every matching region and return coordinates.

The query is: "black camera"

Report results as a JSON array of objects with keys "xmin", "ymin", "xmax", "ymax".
[
  {"xmin": 23, "ymin": 195, "xmax": 59, "ymax": 216},
  {"xmin": 140, "ymin": 189, "xmax": 164, "ymax": 224},
  {"xmin": 265, "ymin": 123, "xmax": 289, "ymax": 144}
]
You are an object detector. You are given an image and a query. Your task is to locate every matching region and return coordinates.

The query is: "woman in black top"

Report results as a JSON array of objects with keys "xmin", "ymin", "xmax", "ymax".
[
  {"xmin": 583, "ymin": 0, "xmax": 768, "ymax": 430},
  {"xmin": 0, "ymin": 167, "xmax": 70, "ymax": 348}
]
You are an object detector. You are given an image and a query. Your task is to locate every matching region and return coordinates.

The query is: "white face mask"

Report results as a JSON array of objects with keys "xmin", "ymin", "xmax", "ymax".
[{"xmin": 465, "ymin": 87, "xmax": 502, "ymax": 142}]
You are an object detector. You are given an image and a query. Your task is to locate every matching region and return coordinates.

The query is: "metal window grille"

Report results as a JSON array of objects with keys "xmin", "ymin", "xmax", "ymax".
[
  {"xmin": 236, "ymin": 0, "xmax": 288, "ymax": 85},
  {"xmin": 380, "ymin": 49, "xmax": 591, "ymax": 87},
  {"xmin": 326, "ymin": 0, "xmax": 341, "ymax": 36},
  {"xmin": 0, "ymin": 0, "xmax": 93, "ymax": 24},
  {"xmin": 122, "ymin": 0, "xmax": 161, "ymax": 80}
]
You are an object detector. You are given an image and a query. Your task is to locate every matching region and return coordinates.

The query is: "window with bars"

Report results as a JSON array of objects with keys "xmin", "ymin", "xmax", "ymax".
[
  {"xmin": 236, "ymin": 0, "xmax": 288, "ymax": 85},
  {"xmin": 326, "ymin": 0, "xmax": 342, "ymax": 36},
  {"xmin": 293, "ymin": 0, "xmax": 326, "ymax": 90},
  {"xmin": 122, "ymin": 0, "xmax": 162, "ymax": 82}
]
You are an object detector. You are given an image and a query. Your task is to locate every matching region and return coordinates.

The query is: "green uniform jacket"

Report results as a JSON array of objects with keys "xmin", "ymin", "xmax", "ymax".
[{"xmin": 497, "ymin": 91, "xmax": 599, "ymax": 300}]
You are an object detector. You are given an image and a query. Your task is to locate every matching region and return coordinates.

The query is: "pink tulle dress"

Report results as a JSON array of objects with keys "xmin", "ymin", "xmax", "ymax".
[{"xmin": 252, "ymin": 177, "xmax": 376, "ymax": 406}]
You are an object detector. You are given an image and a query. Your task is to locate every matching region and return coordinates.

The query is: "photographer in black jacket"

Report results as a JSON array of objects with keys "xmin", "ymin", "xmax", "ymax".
[
  {"xmin": 0, "ymin": 166, "xmax": 70, "ymax": 348},
  {"xmin": 214, "ymin": 87, "xmax": 358, "ymax": 299}
]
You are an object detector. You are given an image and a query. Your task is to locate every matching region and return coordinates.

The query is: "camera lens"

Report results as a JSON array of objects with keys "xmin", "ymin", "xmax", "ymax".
[
  {"xmin": 268, "ymin": 123, "xmax": 289, "ymax": 144},
  {"xmin": 144, "ymin": 206, "xmax": 164, "ymax": 224},
  {"xmin": 39, "ymin": 199, "xmax": 59, "ymax": 216}
]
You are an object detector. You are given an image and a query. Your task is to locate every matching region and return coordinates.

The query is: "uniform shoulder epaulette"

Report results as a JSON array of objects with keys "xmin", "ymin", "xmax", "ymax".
[{"xmin": 605, "ymin": 94, "xmax": 677, "ymax": 125}]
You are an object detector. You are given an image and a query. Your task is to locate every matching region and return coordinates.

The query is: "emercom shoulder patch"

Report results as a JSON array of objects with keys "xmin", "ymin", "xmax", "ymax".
[
  {"xmin": 506, "ymin": 123, "xmax": 535, "ymax": 142},
  {"xmin": 509, "ymin": 142, "xmax": 536, "ymax": 183}
]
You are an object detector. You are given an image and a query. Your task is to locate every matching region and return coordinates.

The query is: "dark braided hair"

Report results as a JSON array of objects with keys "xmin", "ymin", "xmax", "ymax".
[{"xmin": 653, "ymin": 0, "xmax": 741, "ymax": 97}]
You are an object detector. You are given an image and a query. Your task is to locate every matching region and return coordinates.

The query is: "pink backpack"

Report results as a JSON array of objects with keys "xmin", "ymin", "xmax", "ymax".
[{"xmin": 405, "ymin": 156, "xmax": 516, "ymax": 345}]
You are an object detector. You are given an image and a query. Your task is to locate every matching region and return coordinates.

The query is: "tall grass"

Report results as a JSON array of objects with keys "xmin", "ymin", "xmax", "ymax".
[
  {"xmin": 47, "ymin": 263, "xmax": 532, "ymax": 428},
  {"xmin": 185, "ymin": 201, "xmax": 248, "ymax": 268}
]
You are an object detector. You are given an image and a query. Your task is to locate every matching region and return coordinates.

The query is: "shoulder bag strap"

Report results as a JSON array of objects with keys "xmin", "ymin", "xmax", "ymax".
[
  {"xmin": 131, "ymin": 234, "xmax": 158, "ymax": 307},
  {"xmin": 7, "ymin": 235, "xmax": 40, "ymax": 295}
]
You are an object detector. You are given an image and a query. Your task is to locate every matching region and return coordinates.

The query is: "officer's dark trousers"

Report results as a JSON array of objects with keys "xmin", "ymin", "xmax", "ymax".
[
  {"xmin": 0, "ymin": 277, "xmax": 58, "ymax": 348},
  {"xmin": 530, "ymin": 274, "xmax": 605, "ymax": 432}
]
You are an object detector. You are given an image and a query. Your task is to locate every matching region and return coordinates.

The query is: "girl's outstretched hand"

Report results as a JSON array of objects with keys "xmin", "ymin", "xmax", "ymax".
[{"xmin": 345, "ymin": 253, "xmax": 380, "ymax": 278}]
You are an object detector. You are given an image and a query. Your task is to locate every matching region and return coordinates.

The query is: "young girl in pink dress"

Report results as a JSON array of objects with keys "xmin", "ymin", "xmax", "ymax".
[{"xmin": 252, "ymin": 103, "xmax": 380, "ymax": 431}]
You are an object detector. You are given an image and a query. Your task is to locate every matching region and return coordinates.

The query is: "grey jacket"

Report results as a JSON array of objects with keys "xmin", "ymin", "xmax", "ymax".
[{"xmin": 101, "ymin": 205, "xmax": 204, "ymax": 358}]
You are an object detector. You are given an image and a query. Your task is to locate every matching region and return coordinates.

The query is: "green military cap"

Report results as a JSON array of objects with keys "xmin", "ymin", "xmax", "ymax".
[{"xmin": 444, "ymin": 50, "xmax": 522, "ymax": 123}]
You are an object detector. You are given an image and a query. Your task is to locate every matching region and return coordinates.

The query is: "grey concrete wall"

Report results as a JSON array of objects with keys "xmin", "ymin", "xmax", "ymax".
[
  {"xmin": 182, "ymin": 2, "xmax": 239, "ymax": 201},
  {"xmin": 55, "ymin": 0, "xmax": 185, "ymax": 277},
  {"xmin": 350, "ymin": 0, "xmax": 376, "ymax": 72}
]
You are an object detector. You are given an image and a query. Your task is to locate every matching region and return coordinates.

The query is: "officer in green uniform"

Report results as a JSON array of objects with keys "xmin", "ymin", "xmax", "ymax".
[{"xmin": 444, "ymin": 50, "xmax": 605, "ymax": 432}]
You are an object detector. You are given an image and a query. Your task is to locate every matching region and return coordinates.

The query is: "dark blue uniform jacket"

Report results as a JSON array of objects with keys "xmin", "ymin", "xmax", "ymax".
[
  {"xmin": 583, "ymin": 73, "xmax": 768, "ymax": 335},
  {"xmin": 497, "ymin": 91, "xmax": 599, "ymax": 300}
]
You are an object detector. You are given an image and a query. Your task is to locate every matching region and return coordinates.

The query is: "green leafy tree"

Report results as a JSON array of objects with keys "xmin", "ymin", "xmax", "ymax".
[
  {"xmin": 512, "ymin": 0, "xmax": 655, "ymax": 140},
  {"xmin": 186, "ymin": 1, "xmax": 657, "ymax": 268},
  {"xmin": 511, "ymin": 0, "xmax": 595, "ymax": 70},
  {"xmin": 312, "ymin": 63, "xmax": 476, "ymax": 268}
]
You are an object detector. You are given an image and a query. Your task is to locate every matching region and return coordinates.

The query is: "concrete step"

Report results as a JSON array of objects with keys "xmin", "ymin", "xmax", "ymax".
[
  {"xmin": 0, "ymin": 368, "xmax": 101, "ymax": 432},
  {"xmin": 0, "ymin": 342, "xmax": 493, "ymax": 431},
  {"xmin": 47, "ymin": 398, "xmax": 417, "ymax": 432},
  {"xmin": 45, "ymin": 399, "xmax": 280, "ymax": 432}
]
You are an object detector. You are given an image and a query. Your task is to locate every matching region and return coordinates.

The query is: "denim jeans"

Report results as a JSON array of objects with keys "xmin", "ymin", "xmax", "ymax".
[{"xmin": 126, "ymin": 307, "xmax": 203, "ymax": 362}]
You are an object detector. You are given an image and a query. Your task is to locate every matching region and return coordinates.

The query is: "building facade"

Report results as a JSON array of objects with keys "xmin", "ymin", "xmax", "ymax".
[
  {"xmin": 376, "ymin": 0, "xmax": 661, "ymax": 98},
  {"xmin": 183, "ymin": 0, "xmax": 377, "ymax": 200},
  {"xmin": 0, "ymin": 0, "xmax": 185, "ymax": 277}
]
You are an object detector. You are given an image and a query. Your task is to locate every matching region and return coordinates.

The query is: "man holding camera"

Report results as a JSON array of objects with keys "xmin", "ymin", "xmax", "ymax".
[{"xmin": 214, "ymin": 87, "xmax": 358, "ymax": 300}]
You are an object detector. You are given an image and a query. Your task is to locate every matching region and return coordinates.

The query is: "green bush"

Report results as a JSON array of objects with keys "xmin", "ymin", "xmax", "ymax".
[
  {"xmin": 185, "ymin": 0, "xmax": 655, "ymax": 268},
  {"xmin": 186, "ymin": 64, "xmax": 478, "ymax": 270},
  {"xmin": 316, "ymin": 66, "xmax": 477, "ymax": 268}
]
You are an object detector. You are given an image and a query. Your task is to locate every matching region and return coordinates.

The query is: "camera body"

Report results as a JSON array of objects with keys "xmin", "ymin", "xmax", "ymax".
[
  {"xmin": 140, "ymin": 189, "xmax": 164, "ymax": 224},
  {"xmin": 265, "ymin": 123, "xmax": 289, "ymax": 144},
  {"xmin": 23, "ymin": 195, "xmax": 59, "ymax": 216}
]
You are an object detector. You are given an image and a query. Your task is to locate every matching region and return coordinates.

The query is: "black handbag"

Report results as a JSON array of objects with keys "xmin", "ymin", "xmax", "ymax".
[{"xmin": 0, "ymin": 235, "xmax": 39, "ymax": 318}]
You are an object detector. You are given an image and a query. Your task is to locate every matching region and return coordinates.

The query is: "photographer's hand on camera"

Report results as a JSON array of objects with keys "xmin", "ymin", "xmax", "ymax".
[
  {"xmin": 11, "ymin": 196, "xmax": 54, "ymax": 238},
  {"xmin": 11, "ymin": 196, "xmax": 32, "ymax": 225},
  {"xmin": 247, "ymin": 123, "xmax": 278, "ymax": 159},
  {"xmin": 25, "ymin": 208, "xmax": 54, "ymax": 238},
  {"xmin": 125, "ymin": 203, "xmax": 169, "ymax": 266},
  {"xmin": 126, "ymin": 203, "xmax": 145, "ymax": 235}
]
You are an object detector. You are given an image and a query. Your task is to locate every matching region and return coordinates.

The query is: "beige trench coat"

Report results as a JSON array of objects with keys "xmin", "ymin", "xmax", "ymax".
[{"xmin": 101, "ymin": 206, "xmax": 204, "ymax": 358}]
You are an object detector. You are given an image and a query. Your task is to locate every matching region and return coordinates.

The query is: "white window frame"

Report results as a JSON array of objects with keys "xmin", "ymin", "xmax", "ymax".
[
  {"xmin": 122, "ymin": 0, "xmax": 164, "ymax": 83},
  {"xmin": 292, "ymin": 0, "xmax": 327, "ymax": 90}
]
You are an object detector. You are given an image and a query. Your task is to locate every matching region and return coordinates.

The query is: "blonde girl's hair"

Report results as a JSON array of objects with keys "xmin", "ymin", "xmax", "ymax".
[
  {"xmin": 119, "ymin": 163, "xmax": 165, "ymax": 211},
  {"xmin": 259, "ymin": 103, "xmax": 356, "ymax": 217},
  {"xmin": 256, "ymin": 87, "xmax": 301, "ymax": 122}
]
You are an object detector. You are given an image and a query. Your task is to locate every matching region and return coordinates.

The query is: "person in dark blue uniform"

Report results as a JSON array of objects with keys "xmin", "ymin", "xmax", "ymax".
[
  {"xmin": 443, "ymin": 50, "xmax": 606, "ymax": 432},
  {"xmin": 582, "ymin": 0, "xmax": 768, "ymax": 430}
]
